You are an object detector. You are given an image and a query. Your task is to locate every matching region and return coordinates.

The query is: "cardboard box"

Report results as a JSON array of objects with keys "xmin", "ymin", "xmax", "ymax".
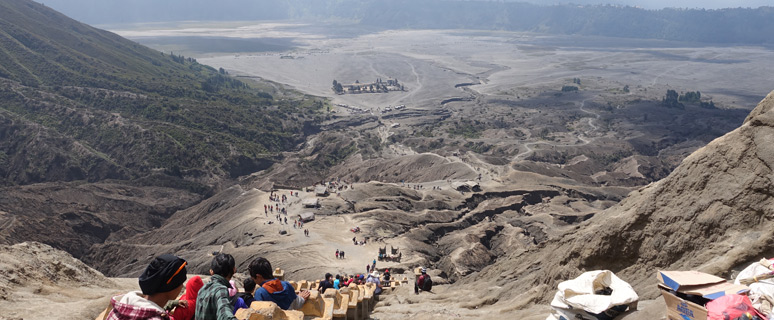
[{"xmin": 657, "ymin": 270, "xmax": 749, "ymax": 320}]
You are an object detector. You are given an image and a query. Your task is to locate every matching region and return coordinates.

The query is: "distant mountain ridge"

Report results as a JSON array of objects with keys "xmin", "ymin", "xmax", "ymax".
[{"xmin": 38, "ymin": 0, "xmax": 774, "ymax": 45}]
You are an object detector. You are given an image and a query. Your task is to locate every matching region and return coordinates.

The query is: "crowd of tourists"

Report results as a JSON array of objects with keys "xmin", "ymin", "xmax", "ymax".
[
  {"xmin": 103, "ymin": 251, "xmax": 433, "ymax": 320},
  {"xmin": 317, "ymin": 267, "xmax": 387, "ymax": 297},
  {"xmin": 102, "ymin": 182, "xmax": 438, "ymax": 319},
  {"xmin": 104, "ymin": 253, "xmax": 310, "ymax": 320},
  {"xmin": 263, "ymin": 191, "xmax": 310, "ymax": 236}
]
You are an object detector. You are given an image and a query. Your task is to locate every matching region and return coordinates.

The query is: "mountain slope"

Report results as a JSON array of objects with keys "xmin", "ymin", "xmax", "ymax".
[
  {"xmin": 0, "ymin": 0, "xmax": 323, "ymax": 257},
  {"xmin": 0, "ymin": 242, "xmax": 137, "ymax": 320},
  {"xmin": 0, "ymin": 0, "xmax": 322, "ymax": 187},
  {"xmin": 78, "ymin": 84, "xmax": 774, "ymax": 315},
  {"xmin": 455, "ymin": 90, "xmax": 774, "ymax": 308}
]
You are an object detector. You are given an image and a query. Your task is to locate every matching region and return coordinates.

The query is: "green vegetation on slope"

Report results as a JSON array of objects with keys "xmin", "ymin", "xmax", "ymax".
[{"xmin": 0, "ymin": 0, "xmax": 322, "ymax": 187}]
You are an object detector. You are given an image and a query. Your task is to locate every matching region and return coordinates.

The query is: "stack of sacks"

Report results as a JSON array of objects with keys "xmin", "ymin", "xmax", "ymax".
[{"xmin": 734, "ymin": 258, "xmax": 774, "ymax": 317}]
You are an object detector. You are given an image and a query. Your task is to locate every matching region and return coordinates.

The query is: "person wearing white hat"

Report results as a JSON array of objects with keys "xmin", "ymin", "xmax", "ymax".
[
  {"xmin": 366, "ymin": 271, "xmax": 383, "ymax": 295},
  {"xmin": 415, "ymin": 267, "xmax": 431, "ymax": 294}
]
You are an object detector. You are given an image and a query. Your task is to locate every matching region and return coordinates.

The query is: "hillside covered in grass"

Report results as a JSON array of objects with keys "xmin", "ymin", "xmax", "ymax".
[
  {"xmin": 0, "ymin": 0, "xmax": 324, "ymax": 188},
  {"xmin": 0, "ymin": 0, "xmax": 328, "ymax": 257}
]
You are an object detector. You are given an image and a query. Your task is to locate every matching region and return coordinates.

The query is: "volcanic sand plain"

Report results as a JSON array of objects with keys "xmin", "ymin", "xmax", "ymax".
[
  {"xmin": 38, "ymin": 22, "xmax": 772, "ymax": 319},
  {"xmin": 111, "ymin": 23, "xmax": 774, "ymax": 110},
  {"xmin": 119, "ymin": 22, "xmax": 774, "ymax": 185}
]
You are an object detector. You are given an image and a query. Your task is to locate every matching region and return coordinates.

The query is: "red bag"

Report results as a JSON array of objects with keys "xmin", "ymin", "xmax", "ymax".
[{"xmin": 706, "ymin": 294, "xmax": 766, "ymax": 320}]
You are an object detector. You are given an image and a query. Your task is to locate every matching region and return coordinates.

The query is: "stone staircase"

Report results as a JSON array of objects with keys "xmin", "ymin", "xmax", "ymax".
[
  {"xmin": 236, "ymin": 272, "xmax": 409, "ymax": 320},
  {"xmin": 96, "ymin": 272, "xmax": 411, "ymax": 320}
]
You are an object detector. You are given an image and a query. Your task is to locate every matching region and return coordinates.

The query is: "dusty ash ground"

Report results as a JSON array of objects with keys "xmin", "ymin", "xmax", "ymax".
[
  {"xmin": 37, "ymin": 22, "xmax": 770, "ymax": 319},
  {"xmin": 116, "ymin": 22, "xmax": 772, "ymax": 189},
  {"xmin": 115, "ymin": 22, "xmax": 774, "ymax": 109}
]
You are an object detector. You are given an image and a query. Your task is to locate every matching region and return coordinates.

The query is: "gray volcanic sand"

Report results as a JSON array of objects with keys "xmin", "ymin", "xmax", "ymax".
[
  {"xmin": 116, "ymin": 22, "xmax": 774, "ymax": 111},
  {"xmin": 45, "ymin": 22, "xmax": 771, "ymax": 319},
  {"xmin": 125, "ymin": 25, "xmax": 774, "ymax": 110}
]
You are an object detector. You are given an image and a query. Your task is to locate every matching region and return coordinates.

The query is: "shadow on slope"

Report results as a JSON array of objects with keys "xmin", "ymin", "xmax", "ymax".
[{"xmin": 454, "ymin": 90, "xmax": 774, "ymax": 311}]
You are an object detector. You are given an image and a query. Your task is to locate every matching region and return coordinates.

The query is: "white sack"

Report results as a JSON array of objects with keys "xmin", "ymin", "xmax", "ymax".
[
  {"xmin": 549, "ymin": 270, "xmax": 639, "ymax": 314},
  {"xmin": 734, "ymin": 259, "xmax": 774, "ymax": 315}
]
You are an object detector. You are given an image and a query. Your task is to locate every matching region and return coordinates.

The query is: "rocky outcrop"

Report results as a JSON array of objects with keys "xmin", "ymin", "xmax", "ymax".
[
  {"xmin": 461, "ymin": 91, "xmax": 774, "ymax": 306},
  {"xmin": 0, "ymin": 241, "xmax": 138, "ymax": 320},
  {"xmin": 0, "ymin": 181, "xmax": 203, "ymax": 258},
  {"xmin": 0, "ymin": 242, "xmax": 109, "ymax": 298}
]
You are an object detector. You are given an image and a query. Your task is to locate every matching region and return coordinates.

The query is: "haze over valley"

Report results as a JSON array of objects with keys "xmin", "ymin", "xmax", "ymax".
[{"xmin": 2, "ymin": 0, "xmax": 774, "ymax": 319}]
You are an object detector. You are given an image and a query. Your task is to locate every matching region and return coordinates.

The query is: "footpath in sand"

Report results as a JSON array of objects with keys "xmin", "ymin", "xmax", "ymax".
[{"xmin": 244, "ymin": 186, "xmax": 415, "ymax": 280}]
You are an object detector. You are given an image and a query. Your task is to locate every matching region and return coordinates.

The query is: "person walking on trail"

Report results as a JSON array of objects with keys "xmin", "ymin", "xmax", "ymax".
[
  {"xmin": 335, "ymin": 249, "xmax": 339, "ymax": 259},
  {"xmin": 195, "ymin": 253, "xmax": 238, "ymax": 320},
  {"xmin": 366, "ymin": 264, "xmax": 370, "ymax": 274},
  {"xmin": 340, "ymin": 251, "xmax": 344, "ymax": 259},
  {"xmin": 366, "ymin": 271, "xmax": 383, "ymax": 295}
]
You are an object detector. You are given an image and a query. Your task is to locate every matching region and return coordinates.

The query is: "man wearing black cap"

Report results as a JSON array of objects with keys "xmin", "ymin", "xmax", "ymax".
[{"xmin": 106, "ymin": 254, "xmax": 188, "ymax": 320}]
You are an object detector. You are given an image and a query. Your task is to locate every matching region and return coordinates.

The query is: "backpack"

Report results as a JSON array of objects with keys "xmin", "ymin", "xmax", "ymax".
[{"xmin": 421, "ymin": 275, "xmax": 433, "ymax": 291}]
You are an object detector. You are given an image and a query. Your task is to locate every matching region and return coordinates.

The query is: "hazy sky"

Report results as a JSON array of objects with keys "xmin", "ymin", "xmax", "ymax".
[
  {"xmin": 38, "ymin": 0, "xmax": 773, "ymax": 10},
  {"xmin": 519, "ymin": 0, "xmax": 772, "ymax": 9},
  {"xmin": 35, "ymin": 0, "xmax": 773, "ymax": 26}
]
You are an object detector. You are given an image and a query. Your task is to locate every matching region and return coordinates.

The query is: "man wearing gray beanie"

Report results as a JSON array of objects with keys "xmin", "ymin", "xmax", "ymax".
[{"xmin": 105, "ymin": 254, "xmax": 188, "ymax": 320}]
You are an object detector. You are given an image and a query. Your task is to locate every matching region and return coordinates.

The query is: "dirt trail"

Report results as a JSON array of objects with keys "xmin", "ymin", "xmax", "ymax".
[
  {"xmin": 250, "ymin": 188, "xmax": 405, "ymax": 278},
  {"xmin": 388, "ymin": 61, "xmax": 423, "ymax": 106}
]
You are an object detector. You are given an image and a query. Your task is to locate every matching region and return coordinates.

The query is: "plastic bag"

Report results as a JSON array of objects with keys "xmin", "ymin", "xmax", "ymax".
[
  {"xmin": 705, "ymin": 294, "xmax": 766, "ymax": 320},
  {"xmin": 735, "ymin": 259, "xmax": 774, "ymax": 316}
]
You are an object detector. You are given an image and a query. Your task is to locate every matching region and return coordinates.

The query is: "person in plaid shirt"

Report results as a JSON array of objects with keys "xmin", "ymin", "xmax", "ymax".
[
  {"xmin": 195, "ymin": 254, "xmax": 238, "ymax": 320},
  {"xmin": 106, "ymin": 254, "xmax": 188, "ymax": 320}
]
